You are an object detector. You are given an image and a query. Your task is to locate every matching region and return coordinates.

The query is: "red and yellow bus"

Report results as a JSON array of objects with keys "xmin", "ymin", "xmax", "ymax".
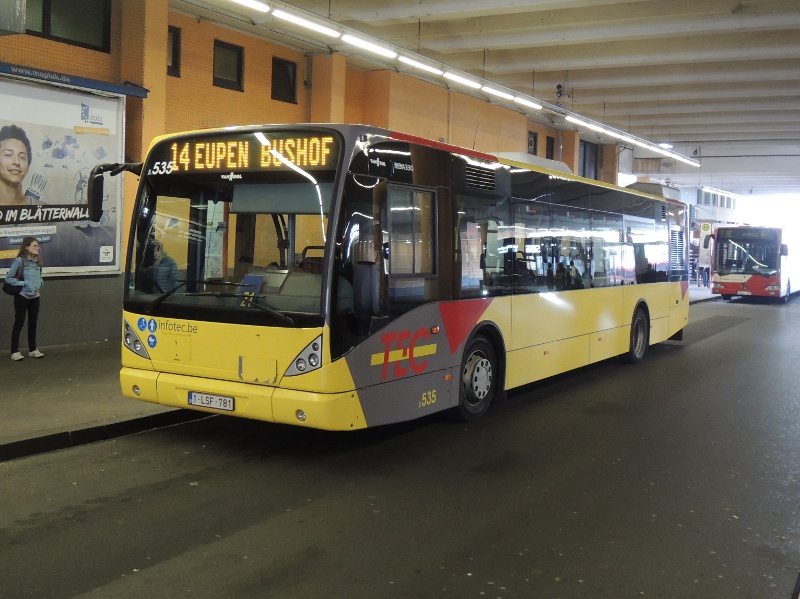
[
  {"xmin": 89, "ymin": 124, "xmax": 689, "ymax": 430},
  {"xmin": 712, "ymin": 226, "xmax": 797, "ymax": 301}
]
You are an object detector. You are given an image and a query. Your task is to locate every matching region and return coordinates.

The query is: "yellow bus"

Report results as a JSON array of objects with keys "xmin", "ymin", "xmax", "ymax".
[{"xmin": 88, "ymin": 124, "xmax": 689, "ymax": 430}]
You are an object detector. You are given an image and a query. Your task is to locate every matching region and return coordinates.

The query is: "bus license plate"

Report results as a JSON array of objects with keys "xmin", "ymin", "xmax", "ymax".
[
  {"xmin": 737, "ymin": 290, "xmax": 752, "ymax": 295},
  {"xmin": 188, "ymin": 391, "xmax": 235, "ymax": 412}
]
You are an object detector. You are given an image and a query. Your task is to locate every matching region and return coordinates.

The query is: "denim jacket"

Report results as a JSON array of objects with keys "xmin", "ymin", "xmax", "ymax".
[{"xmin": 4, "ymin": 256, "xmax": 43, "ymax": 299}]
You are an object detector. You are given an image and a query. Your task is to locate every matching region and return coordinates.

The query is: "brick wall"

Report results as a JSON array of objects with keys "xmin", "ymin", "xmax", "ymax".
[{"xmin": 165, "ymin": 12, "xmax": 308, "ymax": 133}]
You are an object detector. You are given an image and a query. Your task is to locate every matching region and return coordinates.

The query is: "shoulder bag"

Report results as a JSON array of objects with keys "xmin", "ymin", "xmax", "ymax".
[{"xmin": 2, "ymin": 261, "xmax": 24, "ymax": 296}]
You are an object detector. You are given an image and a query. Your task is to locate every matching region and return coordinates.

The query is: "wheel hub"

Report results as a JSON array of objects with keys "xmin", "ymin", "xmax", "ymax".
[{"xmin": 464, "ymin": 354, "xmax": 492, "ymax": 404}]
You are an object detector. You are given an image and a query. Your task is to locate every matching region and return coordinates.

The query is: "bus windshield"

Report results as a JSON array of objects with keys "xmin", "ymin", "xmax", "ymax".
[
  {"xmin": 125, "ymin": 129, "xmax": 342, "ymax": 327},
  {"xmin": 715, "ymin": 229, "xmax": 779, "ymax": 276}
]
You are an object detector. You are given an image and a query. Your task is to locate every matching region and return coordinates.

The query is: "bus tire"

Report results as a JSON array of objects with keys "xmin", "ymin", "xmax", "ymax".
[
  {"xmin": 721, "ymin": 294, "xmax": 731, "ymax": 300},
  {"xmin": 454, "ymin": 335, "xmax": 496, "ymax": 421},
  {"xmin": 624, "ymin": 307, "xmax": 649, "ymax": 364}
]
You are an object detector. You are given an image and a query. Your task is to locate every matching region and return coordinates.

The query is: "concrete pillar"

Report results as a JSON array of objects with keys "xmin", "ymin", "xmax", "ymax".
[
  {"xmin": 119, "ymin": 0, "xmax": 169, "ymax": 257},
  {"xmin": 310, "ymin": 53, "xmax": 346, "ymax": 123},
  {"xmin": 600, "ymin": 144, "xmax": 619, "ymax": 185}
]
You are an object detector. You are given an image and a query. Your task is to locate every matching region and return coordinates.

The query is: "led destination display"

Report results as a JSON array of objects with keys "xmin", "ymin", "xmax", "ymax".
[{"xmin": 149, "ymin": 132, "xmax": 339, "ymax": 174}]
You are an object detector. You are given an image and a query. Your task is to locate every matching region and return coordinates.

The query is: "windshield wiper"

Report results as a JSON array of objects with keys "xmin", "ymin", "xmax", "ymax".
[
  {"xmin": 183, "ymin": 291, "xmax": 295, "ymax": 325},
  {"xmin": 144, "ymin": 279, "xmax": 244, "ymax": 314}
]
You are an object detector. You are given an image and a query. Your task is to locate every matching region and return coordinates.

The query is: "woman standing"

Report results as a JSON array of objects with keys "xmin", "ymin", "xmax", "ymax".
[{"xmin": 5, "ymin": 237, "xmax": 44, "ymax": 361}]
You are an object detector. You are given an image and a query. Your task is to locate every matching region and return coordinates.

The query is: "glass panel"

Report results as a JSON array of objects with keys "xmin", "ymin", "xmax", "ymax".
[
  {"xmin": 715, "ymin": 229, "xmax": 779, "ymax": 275},
  {"xmin": 25, "ymin": 0, "xmax": 43, "ymax": 32},
  {"xmin": 126, "ymin": 129, "xmax": 340, "ymax": 327},
  {"xmin": 271, "ymin": 57, "xmax": 297, "ymax": 103},
  {"xmin": 550, "ymin": 204, "xmax": 590, "ymax": 290},
  {"xmin": 389, "ymin": 188, "xmax": 414, "ymax": 275},
  {"xmin": 167, "ymin": 26, "xmax": 181, "ymax": 77},
  {"xmin": 511, "ymin": 199, "xmax": 550, "ymax": 293},
  {"xmin": 50, "ymin": 0, "xmax": 106, "ymax": 47},
  {"xmin": 214, "ymin": 41, "xmax": 242, "ymax": 88},
  {"xmin": 414, "ymin": 191, "xmax": 434, "ymax": 273},
  {"xmin": 388, "ymin": 188, "xmax": 434, "ymax": 275},
  {"xmin": 455, "ymin": 193, "xmax": 511, "ymax": 297},
  {"xmin": 588, "ymin": 211, "xmax": 624, "ymax": 287}
]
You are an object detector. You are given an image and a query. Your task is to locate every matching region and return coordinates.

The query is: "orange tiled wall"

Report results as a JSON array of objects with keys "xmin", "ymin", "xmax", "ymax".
[
  {"xmin": 0, "ymin": 4, "xmax": 121, "ymax": 80},
  {"xmin": 165, "ymin": 12, "xmax": 308, "ymax": 134}
]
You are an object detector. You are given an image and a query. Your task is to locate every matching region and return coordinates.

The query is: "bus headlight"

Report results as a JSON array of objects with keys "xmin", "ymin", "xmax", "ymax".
[
  {"xmin": 284, "ymin": 335, "xmax": 323, "ymax": 376},
  {"xmin": 123, "ymin": 319, "xmax": 151, "ymax": 359}
]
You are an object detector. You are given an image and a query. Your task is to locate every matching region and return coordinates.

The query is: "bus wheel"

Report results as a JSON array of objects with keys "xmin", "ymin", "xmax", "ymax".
[
  {"xmin": 455, "ymin": 335, "xmax": 496, "ymax": 421},
  {"xmin": 624, "ymin": 307, "xmax": 649, "ymax": 364}
]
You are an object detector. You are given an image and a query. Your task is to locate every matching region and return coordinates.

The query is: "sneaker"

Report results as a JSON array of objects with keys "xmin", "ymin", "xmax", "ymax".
[
  {"xmin": 29, "ymin": 349, "xmax": 44, "ymax": 358},
  {"xmin": 11, "ymin": 352, "xmax": 24, "ymax": 361}
]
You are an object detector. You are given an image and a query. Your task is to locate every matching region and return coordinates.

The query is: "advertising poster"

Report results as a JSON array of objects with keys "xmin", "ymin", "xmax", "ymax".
[{"xmin": 0, "ymin": 78, "xmax": 123, "ymax": 273}]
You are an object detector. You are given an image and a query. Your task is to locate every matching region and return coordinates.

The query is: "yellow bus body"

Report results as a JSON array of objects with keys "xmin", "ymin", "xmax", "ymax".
[
  {"xmin": 120, "ymin": 280, "xmax": 687, "ymax": 430},
  {"xmin": 120, "ymin": 316, "xmax": 367, "ymax": 430}
]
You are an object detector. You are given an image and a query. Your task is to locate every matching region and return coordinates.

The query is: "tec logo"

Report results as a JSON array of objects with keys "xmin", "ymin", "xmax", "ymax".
[{"xmin": 371, "ymin": 327, "xmax": 438, "ymax": 380}]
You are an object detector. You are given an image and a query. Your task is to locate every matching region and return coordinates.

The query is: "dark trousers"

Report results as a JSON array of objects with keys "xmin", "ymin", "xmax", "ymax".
[{"xmin": 11, "ymin": 294, "xmax": 40, "ymax": 354}]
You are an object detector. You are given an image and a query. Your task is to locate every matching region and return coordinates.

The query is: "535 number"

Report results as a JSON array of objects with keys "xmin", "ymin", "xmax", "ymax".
[
  {"xmin": 419, "ymin": 390, "xmax": 437, "ymax": 408},
  {"xmin": 147, "ymin": 161, "xmax": 174, "ymax": 175}
]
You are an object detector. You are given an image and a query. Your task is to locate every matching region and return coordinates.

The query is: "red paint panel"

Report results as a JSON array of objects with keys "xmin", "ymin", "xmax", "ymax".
[
  {"xmin": 388, "ymin": 131, "xmax": 497, "ymax": 163},
  {"xmin": 438, "ymin": 298, "xmax": 493, "ymax": 355}
]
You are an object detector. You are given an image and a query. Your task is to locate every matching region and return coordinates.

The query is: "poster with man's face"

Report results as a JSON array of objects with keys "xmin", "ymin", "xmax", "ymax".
[{"xmin": 0, "ymin": 78, "xmax": 123, "ymax": 272}]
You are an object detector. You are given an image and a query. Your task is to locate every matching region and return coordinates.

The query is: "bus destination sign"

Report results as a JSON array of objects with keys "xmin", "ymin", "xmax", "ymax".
[{"xmin": 149, "ymin": 132, "xmax": 339, "ymax": 175}]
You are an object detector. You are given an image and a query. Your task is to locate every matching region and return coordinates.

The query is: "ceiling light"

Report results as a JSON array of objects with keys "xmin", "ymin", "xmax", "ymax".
[
  {"xmin": 443, "ymin": 72, "xmax": 481, "ymax": 89},
  {"xmin": 658, "ymin": 142, "xmax": 673, "ymax": 149},
  {"xmin": 341, "ymin": 34, "xmax": 397, "ymax": 58},
  {"xmin": 398, "ymin": 56, "xmax": 443, "ymax": 75},
  {"xmin": 565, "ymin": 115, "xmax": 607, "ymax": 134},
  {"xmin": 482, "ymin": 86, "xmax": 514, "ymax": 100},
  {"xmin": 229, "ymin": 0, "xmax": 269, "ymax": 12},
  {"xmin": 565, "ymin": 115, "xmax": 588, "ymax": 127},
  {"xmin": 271, "ymin": 9, "xmax": 340, "ymax": 37},
  {"xmin": 583, "ymin": 122, "xmax": 608, "ymax": 134},
  {"xmin": 513, "ymin": 97, "xmax": 542, "ymax": 110}
]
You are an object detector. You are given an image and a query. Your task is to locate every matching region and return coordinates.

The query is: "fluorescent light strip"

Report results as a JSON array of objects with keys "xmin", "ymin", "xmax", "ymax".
[
  {"xmin": 443, "ymin": 72, "xmax": 481, "ymax": 89},
  {"xmin": 341, "ymin": 34, "xmax": 397, "ymax": 58},
  {"xmin": 514, "ymin": 97, "xmax": 542, "ymax": 110},
  {"xmin": 230, "ymin": 0, "xmax": 269, "ymax": 12},
  {"xmin": 567, "ymin": 116, "xmax": 698, "ymax": 165},
  {"xmin": 398, "ymin": 56, "xmax": 443, "ymax": 75},
  {"xmin": 565, "ymin": 115, "xmax": 588, "ymax": 127},
  {"xmin": 271, "ymin": 9, "xmax": 340, "ymax": 37},
  {"xmin": 482, "ymin": 86, "xmax": 514, "ymax": 100},
  {"xmin": 583, "ymin": 122, "xmax": 607, "ymax": 134}
]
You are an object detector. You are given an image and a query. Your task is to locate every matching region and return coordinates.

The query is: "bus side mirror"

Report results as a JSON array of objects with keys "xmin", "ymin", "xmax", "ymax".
[
  {"xmin": 781, "ymin": 244, "xmax": 789, "ymax": 257},
  {"xmin": 702, "ymin": 234, "xmax": 714, "ymax": 249},
  {"xmin": 87, "ymin": 166, "xmax": 106, "ymax": 222},
  {"xmin": 87, "ymin": 161, "xmax": 144, "ymax": 222}
]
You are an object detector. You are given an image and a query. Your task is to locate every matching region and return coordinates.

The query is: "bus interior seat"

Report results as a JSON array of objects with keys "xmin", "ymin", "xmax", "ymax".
[{"xmin": 299, "ymin": 245, "xmax": 325, "ymax": 273}]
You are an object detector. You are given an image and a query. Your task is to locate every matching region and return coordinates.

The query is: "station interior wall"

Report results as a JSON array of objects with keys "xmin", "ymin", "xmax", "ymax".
[{"xmin": 0, "ymin": 0, "xmax": 617, "ymax": 347}]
